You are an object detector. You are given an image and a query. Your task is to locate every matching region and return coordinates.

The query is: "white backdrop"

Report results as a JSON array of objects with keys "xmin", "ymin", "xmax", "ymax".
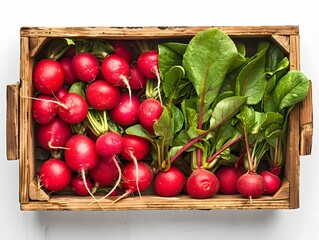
[{"xmin": 1, "ymin": 1, "xmax": 318, "ymax": 240}]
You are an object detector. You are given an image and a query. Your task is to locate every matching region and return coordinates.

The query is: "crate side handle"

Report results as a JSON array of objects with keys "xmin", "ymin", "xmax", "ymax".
[
  {"xmin": 6, "ymin": 84, "xmax": 19, "ymax": 160},
  {"xmin": 300, "ymin": 80, "xmax": 313, "ymax": 156}
]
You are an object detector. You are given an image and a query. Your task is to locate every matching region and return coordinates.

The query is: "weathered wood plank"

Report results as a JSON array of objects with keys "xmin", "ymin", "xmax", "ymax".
[
  {"xmin": 300, "ymin": 80, "xmax": 313, "ymax": 155},
  {"xmin": 20, "ymin": 26, "xmax": 299, "ymax": 38},
  {"xmin": 285, "ymin": 35, "xmax": 301, "ymax": 209},
  {"xmin": 6, "ymin": 84, "xmax": 19, "ymax": 160}
]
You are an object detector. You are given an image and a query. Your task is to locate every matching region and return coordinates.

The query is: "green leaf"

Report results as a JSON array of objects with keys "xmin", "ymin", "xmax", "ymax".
[
  {"xmin": 236, "ymin": 106, "xmax": 255, "ymax": 134},
  {"xmin": 235, "ymin": 41, "xmax": 269, "ymax": 105},
  {"xmin": 158, "ymin": 42, "xmax": 187, "ymax": 80},
  {"xmin": 273, "ymin": 70, "xmax": 309, "ymax": 111},
  {"xmin": 68, "ymin": 81, "xmax": 86, "ymax": 98},
  {"xmin": 210, "ymin": 96, "xmax": 247, "ymax": 129},
  {"xmin": 125, "ymin": 124, "xmax": 153, "ymax": 142},
  {"xmin": 163, "ymin": 65, "xmax": 186, "ymax": 103},
  {"xmin": 183, "ymin": 28, "xmax": 238, "ymax": 125}
]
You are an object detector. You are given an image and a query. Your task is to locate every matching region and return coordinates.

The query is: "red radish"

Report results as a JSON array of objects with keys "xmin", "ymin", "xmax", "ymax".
[
  {"xmin": 101, "ymin": 55, "xmax": 131, "ymax": 88},
  {"xmin": 111, "ymin": 40, "xmax": 133, "ymax": 64},
  {"xmin": 136, "ymin": 50, "xmax": 162, "ymax": 103},
  {"xmin": 64, "ymin": 134, "xmax": 100, "ymax": 205},
  {"xmin": 39, "ymin": 158, "xmax": 71, "ymax": 191},
  {"xmin": 154, "ymin": 166, "xmax": 186, "ymax": 197},
  {"xmin": 120, "ymin": 134, "xmax": 150, "ymax": 162},
  {"xmin": 129, "ymin": 64, "xmax": 147, "ymax": 90},
  {"xmin": 91, "ymin": 155, "xmax": 122, "ymax": 202},
  {"xmin": 89, "ymin": 156, "xmax": 119, "ymax": 187},
  {"xmin": 58, "ymin": 57, "xmax": 77, "ymax": 85},
  {"xmin": 54, "ymin": 86, "xmax": 68, "ymax": 101},
  {"xmin": 215, "ymin": 166, "xmax": 243, "ymax": 195},
  {"xmin": 85, "ymin": 80, "xmax": 120, "ymax": 111},
  {"xmin": 138, "ymin": 98, "xmax": 163, "ymax": 133},
  {"xmin": 64, "ymin": 134, "xmax": 99, "ymax": 172},
  {"xmin": 95, "ymin": 132, "xmax": 123, "ymax": 157},
  {"xmin": 269, "ymin": 166, "xmax": 281, "ymax": 176},
  {"xmin": 109, "ymin": 92, "xmax": 140, "ymax": 126},
  {"xmin": 237, "ymin": 172, "xmax": 265, "ymax": 198},
  {"xmin": 186, "ymin": 168, "xmax": 219, "ymax": 199},
  {"xmin": 32, "ymin": 94, "xmax": 58, "ymax": 124},
  {"xmin": 33, "ymin": 59, "xmax": 64, "ymax": 94},
  {"xmin": 36, "ymin": 117, "xmax": 72, "ymax": 150},
  {"xmin": 72, "ymin": 52, "xmax": 100, "ymax": 82},
  {"xmin": 137, "ymin": 50, "xmax": 159, "ymax": 79},
  {"xmin": 70, "ymin": 174, "xmax": 93, "ymax": 196},
  {"xmin": 260, "ymin": 170, "xmax": 281, "ymax": 195},
  {"xmin": 113, "ymin": 161, "xmax": 153, "ymax": 203},
  {"xmin": 57, "ymin": 93, "xmax": 88, "ymax": 124}
]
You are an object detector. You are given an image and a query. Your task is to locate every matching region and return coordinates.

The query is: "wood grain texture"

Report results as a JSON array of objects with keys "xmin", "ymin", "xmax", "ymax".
[
  {"xmin": 284, "ymin": 35, "xmax": 301, "ymax": 209},
  {"xmin": 300, "ymin": 80, "xmax": 313, "ymax": 155},
  {"xmin": 6, "ymin": 84, "xmax": 19, "ymax": 160},
  {"xmin": 20, "ymin": 26, "xmax": 299, "ymax": 38}
]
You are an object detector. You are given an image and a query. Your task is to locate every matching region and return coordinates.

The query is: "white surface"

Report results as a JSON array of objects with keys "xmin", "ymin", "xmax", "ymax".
[{"xmin": 1, "ymin": 1, "xmax": 319, "ymax": 240}]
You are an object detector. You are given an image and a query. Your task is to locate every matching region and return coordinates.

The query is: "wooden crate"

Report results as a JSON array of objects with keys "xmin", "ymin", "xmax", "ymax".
[{"xmin": 6, "ymin": 26, "xmax": 313, "ymax": 210}]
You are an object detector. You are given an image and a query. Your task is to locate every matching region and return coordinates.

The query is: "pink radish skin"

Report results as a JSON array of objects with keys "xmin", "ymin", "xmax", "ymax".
[
  {"xmin": 57, "ymin": 93, "xmax": 88, "ymax": 124},
  {"xmin": 33, "ymin": 59, "xmax": 64, "ymax": 94},
  {"xmin": 260, "ymin": 170, "xmax": 281, "ymax": 195},
  {"xmin": 215, "ymin": 166, "xmax": 244, "ymax": 195},
  {"xmin": 89, "ymin": 156, "xmax": 119, "ymax": 187},
  {"xmin": 154, "ymin": 166, "xmax": 186, "ymax": 197},
  {"xmin": 86, "ymin": 80, "xmax": 120, "ymax": 111},
  {"xmin": 237, "ymin": 172, "xmax": 265, "ymax": 198},
  {"xmin": 138, "ymin": 98, "xmax": 163, "ymax": 134},
  {"xmin": 58, "ymin": 57, "xmax": 77, "ymax": 85},
  {"xmin": 70, "ymin": 174, "xmax": 94, "ymax": 196},
  {"xmin": 36, "ymin": 117, "xmax": 72, "ymax": 150},
  {"xmin": 109, "ymin": 92, "xmax": 140, "ymax": 126},
  {"xmin": 137, "ymin": 50, "xmax": 159, "ymax": 79},
  {"xmin": 129, "ymin": 64, "xmax": 146, "ymax": 90},
  {"xmin": 120, "ymin": 134, "xmax": 150, "ymax": 162},
  {"xmin": 39, "ymin": 158, "xmax": 71, "ymax": 191},
  {"xmin": 111, "ymin": 40, "xmax": 133, "ymax": 64},
  {"xmin": 186, "ymin": 168, "xmax": 219, "ymax": 199},
  {"xmin": 32, "ymin": 94, "xmax": 58, "ymax": 124},
  {"xmin": 113, "ymin": 161, "xmax": 153, "ymax": 203},
  {"xmin": 95, "ymin": 132, "xmax": 123, "ymax": 157},
  {"xmin": 72, "ymin": 52, "xmax": 100, "ymax": 82}
]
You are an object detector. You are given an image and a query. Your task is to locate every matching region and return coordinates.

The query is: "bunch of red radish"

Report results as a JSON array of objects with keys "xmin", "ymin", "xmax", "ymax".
[
  {"xmin": 33, "ymin": 40, "xmax": 161, "ymax": 202},
  {"xmin": 32, "ymin": 38, "xmax": 282, "ymax": 204}
]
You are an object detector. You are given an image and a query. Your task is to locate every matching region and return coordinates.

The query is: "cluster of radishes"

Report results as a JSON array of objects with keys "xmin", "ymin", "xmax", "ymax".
[
  {"xmin": 33, "ymin": 40, "xmax": 162, "ymax": 201},
  {"xmin": 32, "ymin": 37, "xmax": 282, "ymax": 203}
]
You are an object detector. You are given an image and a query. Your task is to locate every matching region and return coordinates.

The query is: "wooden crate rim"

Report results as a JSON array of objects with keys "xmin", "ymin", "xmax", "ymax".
[{"xmin": 20, "ymin": 25, "xmax": 299, "ymax": 38}]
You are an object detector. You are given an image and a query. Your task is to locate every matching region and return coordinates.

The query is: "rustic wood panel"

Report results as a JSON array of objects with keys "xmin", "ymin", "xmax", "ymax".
[
  {"xmin": 20, "ymin": 193, "xmax": 290, "ymax": 211},
  {"xmin": 300, "ymin": 80, "xmax": 313, "ymax": 155},
  {"xmin": 19, "ymin": 37, "xmax": 35, "ymax": 204},
  {"xmin": 285, "ymin": 35, "xmax": 301, "ymax": 209},
  {"xmin": 6, "ymin": 84, "xmax": 19, "ymax": 160},
  {"xmin": 20, "ymin": 26, "xmax": 299, "ymax": 39}
]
